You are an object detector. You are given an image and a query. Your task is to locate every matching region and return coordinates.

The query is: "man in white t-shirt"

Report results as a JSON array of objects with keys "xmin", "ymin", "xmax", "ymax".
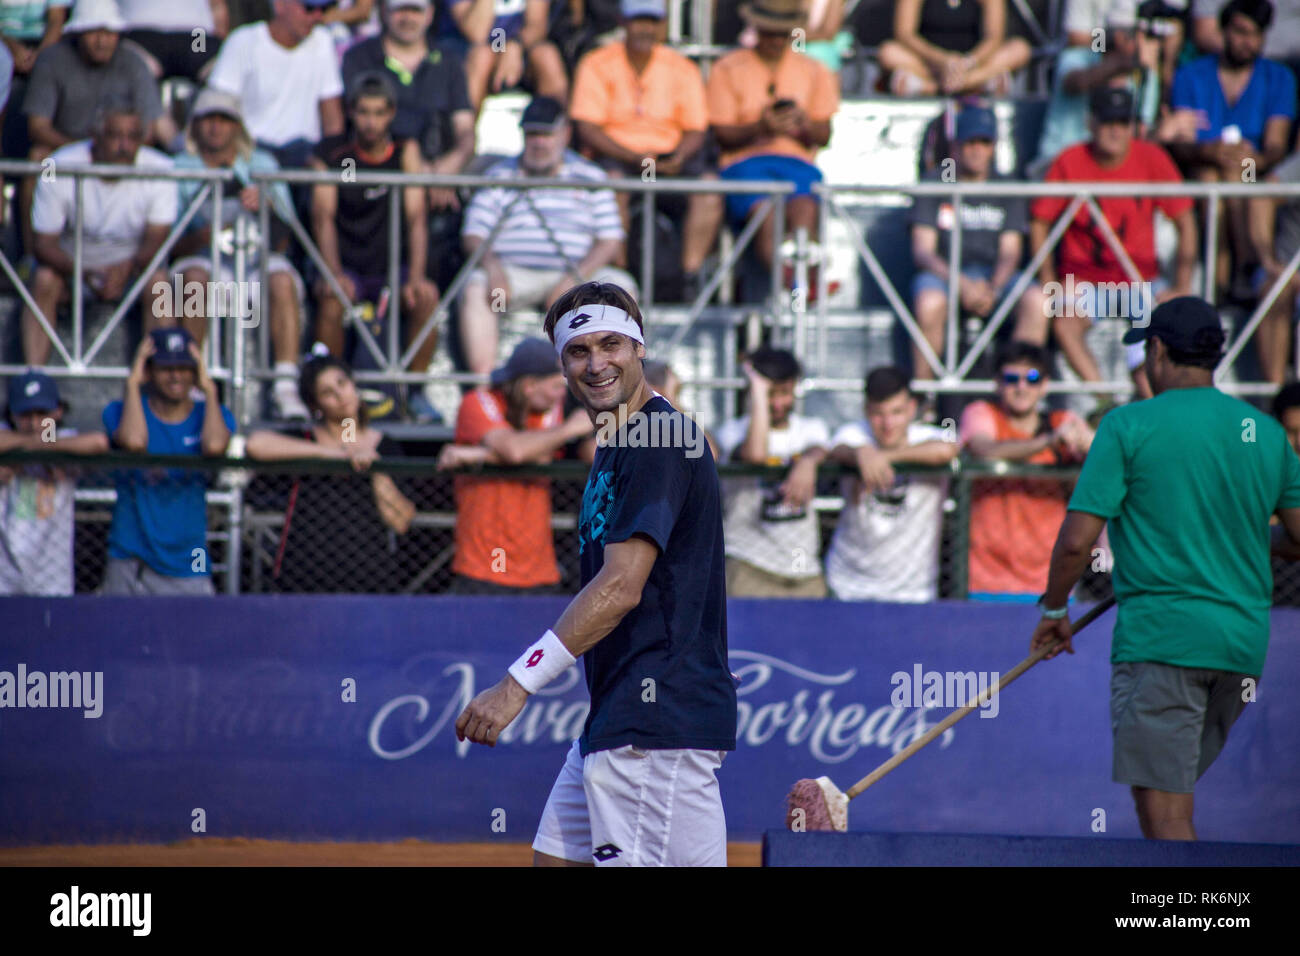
[
  {"xmin": 204, "ymin": 0, "xmax": 343, "ymax": 169},
  {"xmin": 22, "ymin": 98, "xmax": 176, "ymax": 366},
  {"xmin": 715, "ymin": 346, "xmax": 830, "ymax": 597},
  {"xmin": 818, "ymin": 366, "xmax": 959, "ymax": 603}
]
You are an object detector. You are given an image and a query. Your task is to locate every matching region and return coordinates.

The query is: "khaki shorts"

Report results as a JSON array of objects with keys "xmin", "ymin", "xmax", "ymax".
[
  {"xmin": 1110, "ymin": 660, "xmax": 1255, "ymax": 794},
  {"xmin": 725, "ymin": 557, "xmax": 827, "ymax": 599}
]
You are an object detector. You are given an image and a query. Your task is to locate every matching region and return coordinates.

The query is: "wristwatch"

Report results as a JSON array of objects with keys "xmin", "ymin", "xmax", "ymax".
[{"xmin": 1037, "ymin": 593, "xmax": 1068, "ymax": 619}]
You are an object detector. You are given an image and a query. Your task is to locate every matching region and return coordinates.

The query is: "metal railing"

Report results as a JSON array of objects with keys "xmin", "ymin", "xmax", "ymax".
[{"xmin": 4, "ymin": 160, "xmax": 1300, "ymax": 417}]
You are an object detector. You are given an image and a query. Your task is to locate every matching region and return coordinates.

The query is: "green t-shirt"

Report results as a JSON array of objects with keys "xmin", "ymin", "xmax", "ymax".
[{"xmin": 1069, "ymin": 387, "xmax": 1300, "ymax": 675}]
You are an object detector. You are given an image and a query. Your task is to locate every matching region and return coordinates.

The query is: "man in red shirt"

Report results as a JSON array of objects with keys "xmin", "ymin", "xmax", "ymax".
[
  {"xmin": 437, "ymin": 337, "xmax": 594, "ymax": 592},
  {"xmin": 1030, "ymin": 88, "xmax": 1198, "ymax": 400}
]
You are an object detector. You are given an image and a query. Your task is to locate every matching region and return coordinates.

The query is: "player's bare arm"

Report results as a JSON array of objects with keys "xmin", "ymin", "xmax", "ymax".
[
  {"xmin": 1031, "ymin": 510, "xmax": 1107, "ymax": 659},
  {"xmin": 455, "ymin": 535, "xmax": 660, "ymax": 747}
]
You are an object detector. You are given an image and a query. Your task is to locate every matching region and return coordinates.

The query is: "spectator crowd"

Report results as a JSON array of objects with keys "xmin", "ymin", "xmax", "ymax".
[{"xmin": 4, "ymin": 0, "xmax": 1300, "ymax": 601}]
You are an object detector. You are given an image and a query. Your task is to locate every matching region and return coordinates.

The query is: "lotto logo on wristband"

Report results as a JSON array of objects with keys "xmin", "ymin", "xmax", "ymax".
[{"xmin": 527, "ymin": 650, "xmax": 544, "ymax": 668}]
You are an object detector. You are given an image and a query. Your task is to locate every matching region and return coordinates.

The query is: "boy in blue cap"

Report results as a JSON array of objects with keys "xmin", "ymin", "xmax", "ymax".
[{"xmin": 100, "ymin": 328, "xmax": 235, "ymax": 595}]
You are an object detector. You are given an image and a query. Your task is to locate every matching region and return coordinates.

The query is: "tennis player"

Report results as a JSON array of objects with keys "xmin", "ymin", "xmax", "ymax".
[
  {"xmin": 455, "ymin": 280, "xmax": 737, "ymax": 866},
  {"xmin": 1031, "ymin": 296, "xmax": 1300, "ymax": 839}
]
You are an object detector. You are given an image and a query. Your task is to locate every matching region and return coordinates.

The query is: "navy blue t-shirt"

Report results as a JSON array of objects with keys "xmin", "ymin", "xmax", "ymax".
[{"xmin": 576, "ymin": 395, "xmax": 737, "ymax": 755}]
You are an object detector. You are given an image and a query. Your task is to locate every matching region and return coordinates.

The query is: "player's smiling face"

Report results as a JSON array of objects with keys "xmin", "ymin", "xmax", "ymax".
[{"xmin": 561, "ymin": 331, "xmax": 647, "ymax": 413}]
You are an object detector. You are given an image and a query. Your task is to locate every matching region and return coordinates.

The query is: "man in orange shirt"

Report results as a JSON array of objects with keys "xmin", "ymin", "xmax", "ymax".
[
  {"xmin": 958, "ymin": 340, "xmax": 1095, "ymax": 599},
  {"xmin": 570, "ymin": 0, "xmax": 722, "ymax": 297},
  {"xmin": 438, "ymin": 337, "xmax": 595, "ymax": 593},
  {"xmin": 707, "ymin": 0, "xmax": 839, "ymax": 274}
]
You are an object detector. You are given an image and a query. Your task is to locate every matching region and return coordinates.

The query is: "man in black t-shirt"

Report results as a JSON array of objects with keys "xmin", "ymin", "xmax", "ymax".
[
  {"xmin": 456, "ymin": 280, "xmax": 737, "ymax": 867},
  {"xmin": 341, "ymin": 0, "xmax": 476, "ymax": 213},
  {"xmin": 309, "ymin": 72, "xmax": 440, "ymax": 388},
  {"xmin": 907, "ymin": 105, "xmax": 1045, "ymax": 380}
]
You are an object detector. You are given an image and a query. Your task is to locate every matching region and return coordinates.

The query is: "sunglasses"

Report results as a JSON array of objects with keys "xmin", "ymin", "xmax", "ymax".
[{"xmin": 1000, "ymin": 369, "xmax": 1043, "ymax": 386}]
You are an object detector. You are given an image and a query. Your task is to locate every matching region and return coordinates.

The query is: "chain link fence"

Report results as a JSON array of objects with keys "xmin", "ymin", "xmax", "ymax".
[{"xmin": 5, "ymin": 448, "xmax": 1299, "ymax": 604}]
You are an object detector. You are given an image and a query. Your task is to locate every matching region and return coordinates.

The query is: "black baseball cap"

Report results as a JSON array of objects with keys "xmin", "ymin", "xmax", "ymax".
[
  {"xmin": 1091, "ymin": 86, "xmax": 1135, "ymax": 123},
  {"xmin": 520, "ymin": 97, "xmax": 566, "ymax": 132},
  {"xmin": 490, "ymin": 337, "xmax": 561, "ymax": 386},
  {"xmin": 1122, "ymin": 295, "xmax": 1224, "ymax": 352},
  {"xmin": 148, "ymin": 327, "xmax": 198, "ymax": 367}
]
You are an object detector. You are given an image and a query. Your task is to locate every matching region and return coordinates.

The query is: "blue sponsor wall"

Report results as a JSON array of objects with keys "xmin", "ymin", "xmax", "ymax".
[{"xmin": 1, "ymin": 597, "xmax": 1296, "ymax": 845}]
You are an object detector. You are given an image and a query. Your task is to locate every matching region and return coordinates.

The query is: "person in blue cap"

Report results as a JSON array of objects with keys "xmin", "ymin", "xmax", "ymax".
[
  {"xmin": 0, "ymin": 371, "xmax": 108, "ymax": 594},
  {"xmin": 100, "ymin": 327, "xmax": 236, "ymax": 595}
]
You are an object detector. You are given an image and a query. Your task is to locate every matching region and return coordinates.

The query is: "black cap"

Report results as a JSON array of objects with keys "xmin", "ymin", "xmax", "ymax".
[
  {"xmin": 520, "ymin": 96, "xmax": 566, "ymax": 132},
  {"xmin": 490, "ymin": 337, "xmax": 561, "ymax": 386},
  {"xmin": 148, "ymin": 327, "xmax": 198, "ymax": 367},
  {"xmin": 1091, "ymin": 86, "xmax": 1135, "ymax": 123},
  {"xmin": 1122, "ymin": 295, "xmax": 1224, "ymax": 353}
]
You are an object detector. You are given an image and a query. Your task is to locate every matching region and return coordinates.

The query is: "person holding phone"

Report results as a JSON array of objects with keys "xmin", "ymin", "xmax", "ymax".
[{"xmin": 706, "ymin": 0, "xmax": 839, "ymax": 282}]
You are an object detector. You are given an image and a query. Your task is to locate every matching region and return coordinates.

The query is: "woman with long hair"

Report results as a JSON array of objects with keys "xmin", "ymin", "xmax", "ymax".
[{"xmin": 247, "ymin": 349, "xmax": 416, "ymax": 592}]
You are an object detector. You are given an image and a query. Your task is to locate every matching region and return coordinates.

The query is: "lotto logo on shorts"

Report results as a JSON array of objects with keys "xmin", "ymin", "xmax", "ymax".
[{"xmin": 592, "ymin": 843, "xmax": 622, "ymax": 861}]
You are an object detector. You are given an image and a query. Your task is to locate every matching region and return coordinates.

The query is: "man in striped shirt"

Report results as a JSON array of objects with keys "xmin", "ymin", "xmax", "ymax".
[{"xmin": 459, "ymin": 96, "xmax": 636, "ymax": 377}]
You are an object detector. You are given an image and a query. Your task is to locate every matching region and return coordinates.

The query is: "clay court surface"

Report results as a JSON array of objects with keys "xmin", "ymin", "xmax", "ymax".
[{"xmin": 0, "ymin": 839, "xmax": 762, "ymax": 867}]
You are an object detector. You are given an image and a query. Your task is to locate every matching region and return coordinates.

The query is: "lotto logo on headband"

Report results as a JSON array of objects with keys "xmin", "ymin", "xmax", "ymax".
[{"xmin": 553, "ymin": 304, "xmax": 645, "ymax": 356}]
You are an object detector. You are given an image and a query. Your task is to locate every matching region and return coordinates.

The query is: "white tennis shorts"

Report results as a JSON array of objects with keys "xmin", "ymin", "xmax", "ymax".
[{"xmin": 532, "ymin": 740, "xmax": 728, "ymax": 867}]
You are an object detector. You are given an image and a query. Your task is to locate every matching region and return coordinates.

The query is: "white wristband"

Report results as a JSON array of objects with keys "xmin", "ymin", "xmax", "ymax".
[{"xmin": 508, "ymin": 629, "xmax": 576, "ymax": 694}]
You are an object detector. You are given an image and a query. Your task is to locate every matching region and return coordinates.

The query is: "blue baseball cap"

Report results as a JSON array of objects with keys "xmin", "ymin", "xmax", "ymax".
[
  {"xmin": 6, "ymin": 370, "xmax": 62, "ymax": 414},
  {"xmin": 148, "ymin": 327, "xmax": 198, "ymax": 367},
  {"xmin": 955, "ymin": 106, "xmax": 997, "ymax": 143}
]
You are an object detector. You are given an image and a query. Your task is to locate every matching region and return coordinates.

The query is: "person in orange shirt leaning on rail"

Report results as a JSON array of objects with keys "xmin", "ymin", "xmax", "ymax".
[{"xmin": 437, "ymin": 337, "xmax": 595, "ymax": 593}]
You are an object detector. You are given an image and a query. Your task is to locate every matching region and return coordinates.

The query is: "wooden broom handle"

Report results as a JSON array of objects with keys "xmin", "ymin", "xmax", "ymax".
[{"xmin": 844, "ymin": 596, "xmax": 1117, "ymax": 800}]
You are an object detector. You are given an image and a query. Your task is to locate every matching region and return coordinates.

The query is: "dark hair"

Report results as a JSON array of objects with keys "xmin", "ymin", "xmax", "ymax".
[
  {"xmin": 298, "ymin": 352, "xmax": 370, "ymax": 426},
  {"xmin": 644, "ymin": 360, "xmax": 674, "ymax": 390},
  {"xmin": 748, "ymin": 346, "xmax": 801, "ymax": 384},
  {"xmin": 1273, "ymin": 382, "xmax": 1300, "ymax": 420},
  {"xmin": 543, "ymin": 281, "xmax": 645, "ymax": 344},
  {"xmin": 346, "ymin": 71, "xmax": 398, "ymax": 112},
  {"xmin": 1220, "ymin": 0, "xmax": 1273, "ymax": 31},
  {"xmin": 1156, "ymin": 326, "xmax": 1225, "ymax": 370},
  {"xmin": 995, "ymin": 340, "xmax": 1052, "ymax": 376},
  {"xmin": 865, "ymin": 365, "xmax": 912, "ymax": 403}
]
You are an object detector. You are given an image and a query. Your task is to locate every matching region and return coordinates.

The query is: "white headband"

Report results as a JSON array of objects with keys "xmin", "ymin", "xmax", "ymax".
[{"xmin": 553, "ymin": 304, "xmax": 644, "ymax": 357}]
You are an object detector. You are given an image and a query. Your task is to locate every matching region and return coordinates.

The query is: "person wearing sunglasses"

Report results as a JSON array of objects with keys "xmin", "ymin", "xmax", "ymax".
[
  {"xmin": 204, "ymin": 0, "xmax": 346, "ymax": 175},
  {"xmin": 959, "ymin": 339, "xmax": 1095, "ymax": 600}
]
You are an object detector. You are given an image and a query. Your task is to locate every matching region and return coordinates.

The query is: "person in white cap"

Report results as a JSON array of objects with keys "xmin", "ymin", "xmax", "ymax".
[{"xmin": 168, "ymin": 86, "xmax": 310, "ymax": 420}]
